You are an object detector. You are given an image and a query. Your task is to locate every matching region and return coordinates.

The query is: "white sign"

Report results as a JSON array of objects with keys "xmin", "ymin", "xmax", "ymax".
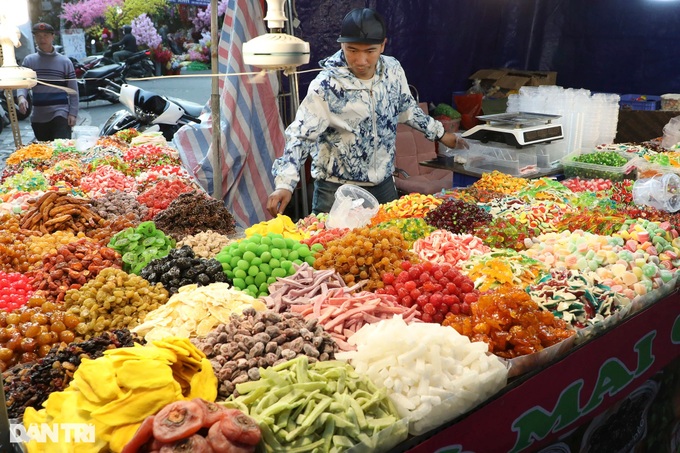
[
  {"xmin": 10, "ymin": 423, "xmax": 95, "ymax": 444},
  {"xmin": 62, "ymin": 29, "xmax": 87, "ymax": 61}
]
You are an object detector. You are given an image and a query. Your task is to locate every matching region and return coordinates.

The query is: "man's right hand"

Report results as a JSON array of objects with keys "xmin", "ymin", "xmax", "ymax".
[
  {"xmin": 267, "ymin": 189, "xmax": 293, "ymax": 217},
  {"xmin": 17, "ymin": 96, "xmax": 28, "ymax": 115}
]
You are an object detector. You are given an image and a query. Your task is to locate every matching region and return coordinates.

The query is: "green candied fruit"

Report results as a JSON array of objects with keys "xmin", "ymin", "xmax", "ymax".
[{"xmin": 572, "ymin": 151, "xmax": 628, "ymax": 167}]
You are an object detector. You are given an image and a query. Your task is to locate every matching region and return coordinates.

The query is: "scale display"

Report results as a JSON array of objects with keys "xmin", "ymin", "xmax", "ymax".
[{"xmin": 461, "ymin": 112, "xmax": 564, "ymax": 148}]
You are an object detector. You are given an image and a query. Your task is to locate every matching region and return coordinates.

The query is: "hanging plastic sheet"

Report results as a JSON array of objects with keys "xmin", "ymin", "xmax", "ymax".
[{"xmin": 174, "ymin": 0, "xmax": 285, "ymax": 229}]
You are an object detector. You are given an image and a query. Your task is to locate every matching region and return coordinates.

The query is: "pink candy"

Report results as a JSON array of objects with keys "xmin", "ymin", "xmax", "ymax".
[{"xmin": 80, "ymin": 165, "xmax": 138, "ymax": 198}]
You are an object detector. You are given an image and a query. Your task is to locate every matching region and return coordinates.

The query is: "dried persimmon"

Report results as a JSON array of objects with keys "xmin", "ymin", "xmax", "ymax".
[
  {"xmin": 219, "ymin": 410, "xmax": 261, "ymax": 446},
  {"xmin": 153, "ymin": 400, "xmax": 205, "ymax": 443}
]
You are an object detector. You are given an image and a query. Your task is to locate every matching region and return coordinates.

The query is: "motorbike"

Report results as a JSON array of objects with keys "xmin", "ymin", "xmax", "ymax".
[
  {"xmin": 77, "ymin": 62, "xmax": 126, "ymax": 104},
  {"xmin": 103, "ymin": 47, "xmax": 155, "ymax": 79},
  {"xmin": 77, "ymin": 51, "xmax": 156, "ymax": 104},
  {"xmin": 100, "ymin": 83, "xmax": 202, "ymax": 141},
  {"xmin": 0, "ymin": 91, "xmax": 32, "ymax": 134},
  {"xmin": 70, "ymin": 55, "xmax": 105, "ymax": 79}
]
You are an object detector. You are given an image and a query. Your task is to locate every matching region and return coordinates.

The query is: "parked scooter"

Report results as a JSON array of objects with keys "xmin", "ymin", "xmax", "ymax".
[
  {"xmin": 69, "ymin": 55, "xmax": 105, "ymax": 79},
  {"xmin": 0, "ymin": 91, "xmax": 32, "ymax": 133},
  {"xmin": 100, "ymin": 83, "xmax": 202, "ymax": 141},
  {"xmin": 103, "ymin": 48, "xmax": 155, "ymax": 79},
  {"xmin": 78, "ymin": 62, "xmax": 126, "ymax": 103}
]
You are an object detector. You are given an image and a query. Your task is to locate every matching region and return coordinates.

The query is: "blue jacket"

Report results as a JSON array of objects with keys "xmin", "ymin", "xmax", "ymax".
[{"xmin": 272, "ymin": 50, "xmax": 444, "ymax": 192}]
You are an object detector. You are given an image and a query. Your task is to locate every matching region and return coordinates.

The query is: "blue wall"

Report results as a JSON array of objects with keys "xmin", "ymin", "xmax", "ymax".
[{"xmin": 291, "ymin": 0, "xmax": 680, "ymax": 105}]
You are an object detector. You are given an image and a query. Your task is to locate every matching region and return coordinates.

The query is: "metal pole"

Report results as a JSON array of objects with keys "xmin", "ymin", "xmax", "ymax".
[
  {"xmin": 4, "ymin": 89, "xmax": 22, "ymax": 149},
  {"xmin": 285, "ymin": 0, "xmax": 308, "ymax": 217},
  {"xmin": 210, "ymin": 0, "xmax": 222, "ymax": 200}
]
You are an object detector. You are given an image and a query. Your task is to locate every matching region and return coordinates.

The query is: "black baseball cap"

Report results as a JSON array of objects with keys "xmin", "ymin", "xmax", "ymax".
[
  {"xmin": 32, "ymin": 23, "xmax": 55, "ymax": 34},
  {"xmin": 337, "ymin": 8, "xmax": 386, "ymax": 44}
]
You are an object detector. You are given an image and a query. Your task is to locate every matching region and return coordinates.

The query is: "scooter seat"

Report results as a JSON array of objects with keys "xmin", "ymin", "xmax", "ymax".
[
  {"xmin": 168, "ymin": 97, "xmax": 203, "ymax": 118},
  {"xmin": 84, "ymin": 64, "xmax": 121, "ymax": 77}
]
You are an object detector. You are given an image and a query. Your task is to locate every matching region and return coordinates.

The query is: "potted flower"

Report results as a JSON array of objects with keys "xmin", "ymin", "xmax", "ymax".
[
  {"xmin": 150, "ymin": 46, "xmax": 174, "ymax": 75},
  {"xmin": 166, "ymin": 56, "xmax": 182, "ymax": 76}
]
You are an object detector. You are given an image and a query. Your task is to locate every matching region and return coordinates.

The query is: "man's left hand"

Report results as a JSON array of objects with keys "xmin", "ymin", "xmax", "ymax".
[{"xmin": 67, "ymin": 115, "xmax": 77, "ymax": 127}]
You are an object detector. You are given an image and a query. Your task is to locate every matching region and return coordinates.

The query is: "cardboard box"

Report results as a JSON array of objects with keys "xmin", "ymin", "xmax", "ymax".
[{"xmin": 469, "ymin": 68, "xmax": 557, "ymax": 91}]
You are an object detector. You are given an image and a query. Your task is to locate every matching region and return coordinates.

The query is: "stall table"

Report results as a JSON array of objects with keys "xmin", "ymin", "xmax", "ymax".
[
  {"xmin": 392, "ymin": 288, "xmax": 680, "ymax": 453},
  {"xmin": 419, "ymin": 155, "xmax": 563, "ymax": 186}
]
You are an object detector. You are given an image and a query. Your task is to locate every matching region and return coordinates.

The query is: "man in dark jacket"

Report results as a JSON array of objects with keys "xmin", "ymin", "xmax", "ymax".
[
  {"xmin": 111, "ymin": 25, "xmax": 137, "ymax": 62},
  {"xmin": 17, "ymin": 23, "xmax": 79, "ymax": 141}
]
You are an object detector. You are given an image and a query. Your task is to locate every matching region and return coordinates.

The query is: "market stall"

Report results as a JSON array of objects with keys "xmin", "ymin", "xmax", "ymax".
[{"xmin": 1, "ymin": 128, "xmax": 680, "ymax": 453}]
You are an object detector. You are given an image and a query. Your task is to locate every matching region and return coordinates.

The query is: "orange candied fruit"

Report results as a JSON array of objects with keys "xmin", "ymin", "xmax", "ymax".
[{"xmin": 443, "ymin": 286, "xmax": 574, "ymax": 359}]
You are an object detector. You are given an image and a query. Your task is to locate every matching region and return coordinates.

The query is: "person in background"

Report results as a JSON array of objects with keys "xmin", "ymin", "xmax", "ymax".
[
  {"xmin": 110, "ymin": 25, "xmax": 137, "ymax": 63},
  {"xmin": 17, "ymin": 23, "xmax": 78, "ymax": 141},
  {"xmin": 266, "ymin": 8, "xmax": 465, "ymax": 217}
]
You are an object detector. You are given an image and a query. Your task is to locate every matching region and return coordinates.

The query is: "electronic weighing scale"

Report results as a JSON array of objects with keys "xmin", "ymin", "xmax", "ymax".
[{"xmin": 461, "ymin": 112, "xmax": 564, "ymax": 148}]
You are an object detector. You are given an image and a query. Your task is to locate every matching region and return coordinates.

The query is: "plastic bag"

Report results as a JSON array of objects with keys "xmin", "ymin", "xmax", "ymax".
[
  {"xmin": 326, "ymin": 184, "xmax": 379, "ymax": 229},
  {"xmin": 453, "ymin": 93, "xmax": 483, "ymax": 130},
  {"xmin": 661, "ymin": 116, "xmax": 680, "ymax": 149}
]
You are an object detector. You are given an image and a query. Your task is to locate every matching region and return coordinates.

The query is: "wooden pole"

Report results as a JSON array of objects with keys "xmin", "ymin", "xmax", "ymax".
[{"xmin": 210, "ymin": 0, "xmax": 222, "ymax": 200}]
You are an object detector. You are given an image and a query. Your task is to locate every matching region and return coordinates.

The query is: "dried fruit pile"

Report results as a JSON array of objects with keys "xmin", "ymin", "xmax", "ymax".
[
  {"xmin": 123, "ymin": 399, "xmax": 261, "ymax": 453},
  {"xmin": 0, "ymin": 131, "xmax": 678, "ymax": 452}
]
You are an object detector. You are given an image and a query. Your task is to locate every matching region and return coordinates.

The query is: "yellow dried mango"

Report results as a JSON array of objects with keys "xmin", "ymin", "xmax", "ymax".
[
  {"xmin": 186, "ymin": 357, "xmax": 218, "ymax": 401},
  {"xmin": 115, "ymin": 359, "xmax": 175, "ymax": 389},
  {"xmin": 89, "ymin": 382, "xmax": 180, "ymax": 426},
  {"xmin": 108, "ymin": 422, "xmax": 143, "ymax": 453},
  {"xmin": 23, "ymin": 341, "xmax": 215, "ymax": 453},
  {"xmin": 75, "ymin": 358, "xmax": 121, "ymax": 402}
]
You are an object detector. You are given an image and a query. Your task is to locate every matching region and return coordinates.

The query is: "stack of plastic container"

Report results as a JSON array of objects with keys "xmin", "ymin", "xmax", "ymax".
[{"xmin": 507, "ymin": 86, "xmax": 620, "ymax": 160}]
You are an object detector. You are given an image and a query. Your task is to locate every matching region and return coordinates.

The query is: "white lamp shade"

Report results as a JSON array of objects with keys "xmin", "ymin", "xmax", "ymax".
[{"xmin": 243, "ymin": 33, "xmax": 310, "ymax": 71}]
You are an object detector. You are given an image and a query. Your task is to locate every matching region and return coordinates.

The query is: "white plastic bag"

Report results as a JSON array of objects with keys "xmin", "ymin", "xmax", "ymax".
[{"xmin": 661, "ymin": 116, "xmax": 680, "ymax": 149}]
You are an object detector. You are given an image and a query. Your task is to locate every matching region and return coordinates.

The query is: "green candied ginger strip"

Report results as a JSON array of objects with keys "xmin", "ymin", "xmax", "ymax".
[
  {"xmin": 238, "ymin": 384, "xmax": 268, "ymax": 406},
  {"xmin": 285, "ymin": 397, "xmax": 332, "ymax": 442},
  {"xmin": 295, "ymin": 354, "xmax": 310, "ymax": 383},
  {"xmin": 258, "ymin": 390, "xmax": 307, "ymax": 420},
  {"xmin": 349, "ymin": 397, "xmax": 368, "ymax": 429},
  {"xmin": 273, "ymin": 382, "xmax": 327, "ymax": 398},
  {"xmin": 289, "ymin": 389, "xmax": 326, "ymax": 425},
  {"xmin": 260, "ymin": 423, "xmax": 283, "ymax": 453},
  {"xmin": 357, "ymin": 432, "xmax": 375, "ymax": 449},
  {"xmin": 322, "ymin": 418, "xmax": 335, "ymax": 453},
  {"xmin": 234, "ymin": 377, "xmax": 267, "ymax": 395},
  {"xmin": 273, "ymin": 355, "xmax": 308, "ymax": 372},
  {"xmin": 332, "ymin": 435, "xmax": 355, "ymax": 448},
  {"xmin": 320, "ymin": 413, "xmax": 357, "ymax": 429},
  {"xmin": 367, "ymin": 415, "xmax": 397, "ymax": 430},
  {"xmin": 261, "ymin": 364, "xmax": 293, "ymax": 387},
  {"xmin": 282, "ymin": 438, "xmax": 326, "ymax": 453}
]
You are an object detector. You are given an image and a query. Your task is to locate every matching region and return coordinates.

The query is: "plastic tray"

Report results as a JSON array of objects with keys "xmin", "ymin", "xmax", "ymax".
[
  {"xmin": 619, "ymin": 94, "xmax": 661, "ymax": 111},
  {"xmin": 561, "ymin": 149, "xmax": 638, "ymax": 181},
  {"xmin": 535, "ymin": 143, "xmax": 570, "ymax": 169},
  {"xmin": 346, "ymin": 417, "xmax": 409, "ymax": 453},
  {"xmin": 463, "ymin": 142, "xmax": 539, "ymax": 176}
]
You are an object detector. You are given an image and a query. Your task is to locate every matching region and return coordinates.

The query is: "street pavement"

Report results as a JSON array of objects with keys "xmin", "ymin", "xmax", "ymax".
[{"xmin": 0, "ymin": 69, "xmax": 213, "ymax": 173}]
